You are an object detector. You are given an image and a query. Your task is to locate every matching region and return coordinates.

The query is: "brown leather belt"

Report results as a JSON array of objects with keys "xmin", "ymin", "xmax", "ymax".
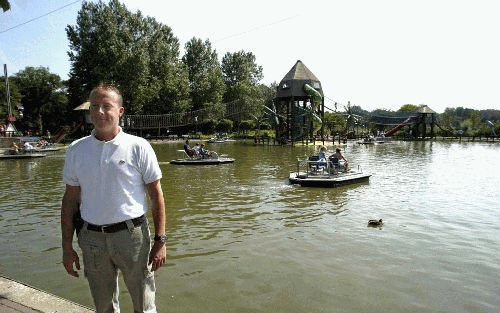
[{"xmin": 86, "ymin": 215, "xmax": 145, "ymax": 233}]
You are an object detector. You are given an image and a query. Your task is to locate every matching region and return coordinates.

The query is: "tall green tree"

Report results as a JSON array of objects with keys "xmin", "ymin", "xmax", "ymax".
[
  {"xmin": 468, "ymin": 110, "xmax": 482, "ymax": 133},
  {"xmin": 182, "ymin": 38, "xmax": 225, "ymax": 115},
  {"xmin": 259, "ymin": 82, "xmax": 277, "ymax": 109},
  {"xmin": 221, "ymin": 50, "xmax": 263, "ymax": 117},
  {"xmin": 439, "ymin": 107, "xmax": 456, "ymax": 129},
  {"xmin": 66, "ymin": 0, "xmax": 190, "ymax": 114},
  {"xmin": 323, "ymin": 111, "xmax": 346, "ymax": 136},
  {"xmin": 11, "ymin": 67, "xmax": 68, "ymax": 133}
]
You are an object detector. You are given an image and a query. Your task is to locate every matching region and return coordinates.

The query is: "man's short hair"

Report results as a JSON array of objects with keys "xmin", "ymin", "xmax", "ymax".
[{"xmin": 89, "ymin": 84, "xmax": 123, "ymax": 107}]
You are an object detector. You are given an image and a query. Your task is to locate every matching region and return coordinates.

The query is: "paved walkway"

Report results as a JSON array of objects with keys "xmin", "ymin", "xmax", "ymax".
[{"xmin": 0, "ymin": 275, "xmax": 93, "ymax": 313}]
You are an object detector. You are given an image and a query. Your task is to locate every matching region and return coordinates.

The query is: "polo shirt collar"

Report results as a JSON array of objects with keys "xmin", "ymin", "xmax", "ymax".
[{"xmin": 91, "ymin": 127, "xmax": 125, "ymax": 145}]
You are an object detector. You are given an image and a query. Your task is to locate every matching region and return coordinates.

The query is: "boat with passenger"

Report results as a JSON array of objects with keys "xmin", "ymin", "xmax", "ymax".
[
  {"xmin": 170, "ymin": 150, "xmax": 235, "ymax": 165},
  {"xmin": 207, "ymin": 137, "xmax": 236, "ymax": 143},
  {"xmin": 357, "ymin": 134, "xmax": 390, "ymax": 145},
  {"xmin": 30, "ymin": 146, "xmax": 62, "ymax": 152},
  {"xmin": 0, "ymin": 141, "xmax": 47, "ymax": 159},
  {"xmin": 289, "ymin": 153, "xmax": 370, "ymax": 187},
  {"xmin": 0, "ymin": 150, "xmax": 47, "ymax": 159}
]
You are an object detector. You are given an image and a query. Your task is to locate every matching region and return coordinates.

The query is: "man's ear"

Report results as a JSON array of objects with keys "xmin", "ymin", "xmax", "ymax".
[{"xmin": 119, "ymin": 106, "xmax": 125, "ymax": 116}]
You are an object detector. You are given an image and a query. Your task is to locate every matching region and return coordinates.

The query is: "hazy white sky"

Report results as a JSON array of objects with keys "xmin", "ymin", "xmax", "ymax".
[{"xmin": 1, "ymin": 0, "xmax": 499, "ymax": 113}]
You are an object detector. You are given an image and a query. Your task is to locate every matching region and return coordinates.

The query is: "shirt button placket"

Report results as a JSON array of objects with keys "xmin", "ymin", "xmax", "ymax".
[{"xmin": 100, "ymin": 143, "xmax": 107, "ymax": 201}]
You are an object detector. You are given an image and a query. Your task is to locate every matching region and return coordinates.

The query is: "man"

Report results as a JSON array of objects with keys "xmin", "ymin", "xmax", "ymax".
[
  {"xmin": 183, "ymin": 139, "xmax": 195, "ymax": 157},
  {"xmin": 61, "ymin": 84, "xmax": 166, "ymax": 313}
]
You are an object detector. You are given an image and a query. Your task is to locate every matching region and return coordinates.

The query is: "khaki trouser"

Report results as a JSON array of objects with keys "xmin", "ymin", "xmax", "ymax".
[{"xmin": 78, "ymin": 219, "xmax": 156, "ymax": 313}]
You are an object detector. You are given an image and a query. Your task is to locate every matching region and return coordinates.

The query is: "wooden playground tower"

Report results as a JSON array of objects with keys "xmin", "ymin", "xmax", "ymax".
[
  {"xmin": 273, "ymin": 60, "xmax": 325, "ymax": 144},
  {"xmin": 412, "ymin": 105, "xmax": 437, "ymax": 139}
]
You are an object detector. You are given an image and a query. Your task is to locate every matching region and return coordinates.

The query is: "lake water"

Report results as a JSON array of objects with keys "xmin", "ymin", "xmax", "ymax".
[{"xmin": 0, "ymin": 140, "xmax": 499, "ymax": 313}]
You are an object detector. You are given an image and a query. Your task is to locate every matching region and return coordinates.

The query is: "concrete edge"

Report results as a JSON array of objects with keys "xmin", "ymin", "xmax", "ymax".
[{"xmin": 0, "ymin": 275, "xmax": 94, "ymax": 313}]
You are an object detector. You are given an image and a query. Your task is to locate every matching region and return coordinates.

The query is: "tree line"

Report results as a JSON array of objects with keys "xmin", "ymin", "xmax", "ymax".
[
  {"xmin": 322, "ymin": 104, "xmax": 499, "ymax": 138},
  {"xmin": 1, "ymin": 0, "xmax": 498, "ymax": 137}
]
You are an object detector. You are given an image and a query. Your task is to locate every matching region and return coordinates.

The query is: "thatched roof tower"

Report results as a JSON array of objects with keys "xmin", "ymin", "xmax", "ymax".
[{"xmin": 276, "ymin": 60, "xmax": 323, "ymax": 99}]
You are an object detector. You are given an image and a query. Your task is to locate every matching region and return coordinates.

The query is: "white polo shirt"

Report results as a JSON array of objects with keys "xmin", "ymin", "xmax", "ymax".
[{"xmin": 63, "ymin": 128, "xmax": 162, "ymax": 225}]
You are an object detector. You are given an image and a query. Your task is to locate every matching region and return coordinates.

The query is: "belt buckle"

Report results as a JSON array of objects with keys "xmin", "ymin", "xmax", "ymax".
[{"xmin": 100, "ymin": 224, "xmax": 111, "ymax": 233}]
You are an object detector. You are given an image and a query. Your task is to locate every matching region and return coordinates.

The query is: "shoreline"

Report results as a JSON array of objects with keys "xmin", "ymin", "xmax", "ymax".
[{"xmin": 0, "ymin": 275, "xmax": 93, "ymax": 313}]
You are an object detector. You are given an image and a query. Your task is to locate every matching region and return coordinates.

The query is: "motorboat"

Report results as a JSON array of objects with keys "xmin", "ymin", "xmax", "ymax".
[
  {"xmin": 170, "ymin": 150, "xmax": 235, "ymax": 165},
  {"xmin": 289, "ymin": 156, "xmax": 370, "ymax": 187}
]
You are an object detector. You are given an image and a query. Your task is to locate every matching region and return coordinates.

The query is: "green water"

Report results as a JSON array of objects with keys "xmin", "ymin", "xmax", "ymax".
[{"xmin": 0, "ymin": 140, "xmax": 499, "ymax": 313}]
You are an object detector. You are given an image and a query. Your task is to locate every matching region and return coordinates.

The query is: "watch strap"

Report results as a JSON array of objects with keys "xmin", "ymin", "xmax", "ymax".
[{"xmin": 154, "ymin": 234, "xmax": 168, "ymax": 242}]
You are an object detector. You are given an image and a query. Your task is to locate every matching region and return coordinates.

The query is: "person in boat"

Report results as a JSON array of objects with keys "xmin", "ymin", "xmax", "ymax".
[
  {"xmin": 9, "ymin": 141, "xmax": 20, "ymax": 155},
  {"xmin": 61, "ymin": 84, "xmax": 166, "ymax": 313},
  {"xmin": 199, "ymin": 143, "xmax": 211, "ymax": 159},
  {"xmin": 37, "ymin": 139, "xmax": 48, "ymax": 147},
  {"xmin": 331, "ymin": 148, "xmax": 349, "ymax": 172},
  {"xmin": 318, "ymin": 146, "xmax": 328, "ymax": 167},
  {"xmin": 192, "ymin": 143, "xmax": 201, "ymax": 156},
  {"xmin": 183, "ymin": 139, "xmax": 196, "ymax": 158},
  {"xmin": 22, "ymin": 141, "xmax": 34, "ymax": 152}
]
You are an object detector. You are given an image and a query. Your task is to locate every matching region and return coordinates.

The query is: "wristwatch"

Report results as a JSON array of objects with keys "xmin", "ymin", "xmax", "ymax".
[{"xmin": 154, "ymin": 234, "xmax": 168, "ymax": 243}]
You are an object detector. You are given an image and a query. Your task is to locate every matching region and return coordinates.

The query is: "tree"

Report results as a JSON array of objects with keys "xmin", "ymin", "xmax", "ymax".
[
  {"xmin": 0, "ymin": 0, "xmax": 10, "ymax": 12},
  {"xmin": 439, "ymin": 107, "xmax": 456, "ymax": 129},
  {"xmin": 221, "ymin": 50, "xmax": 263, "ymax": 118},
  {"xmin": 11, "ymin": 67, "xmax": 68, "ymax": 133},
  {"xmin": 182, "ymin": 38, "xmax": 225, "ymax": 115},
  {"xmin": 239, "ymin": 120, "xmax": 254, "ymax": 133},
  {"xmin": 398, "ymin": 104, "xmax": 419, "ymax": 112},
  {"xmin": 323, "ymin": 111, "xmax": 346, "ymax": 136},
  {"xmin": 468, "ymin": 110, "xmax": 482, "ymax": 134},
  {"xmin": 216, "ymin": 118, "xmax": 233, "ymax": 133},
  {"xmin": 259, "ymin": 82, "xmax": 277, "ymax": 110},
  {"xmin": 66, "ymin": 0, "xmax": 190, "ymax": 115}
]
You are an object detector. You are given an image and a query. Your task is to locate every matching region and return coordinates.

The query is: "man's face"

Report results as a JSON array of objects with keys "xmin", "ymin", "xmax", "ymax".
[{"xmin": 89, "ymin": 89, "xmax": 124, "ymax": 133}]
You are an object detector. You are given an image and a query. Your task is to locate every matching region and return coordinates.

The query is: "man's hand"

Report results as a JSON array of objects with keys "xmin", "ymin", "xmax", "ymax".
[
  {"xmin": 149, "ymin": 241, "xmax": 166, "ymax": 271},
  {"xmin": 63, "ymin": 248, "xmax": 80, "ymax": 277}
]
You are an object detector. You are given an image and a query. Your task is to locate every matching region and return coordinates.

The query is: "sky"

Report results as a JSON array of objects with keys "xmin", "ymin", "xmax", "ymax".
[{"xmin": 1, "ymin": 0, "xmax": 499, "ymax": 113}]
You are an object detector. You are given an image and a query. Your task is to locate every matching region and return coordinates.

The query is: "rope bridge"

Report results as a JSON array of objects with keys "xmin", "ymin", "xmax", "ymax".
[
  {"xmin": 369, "ymin": 113, "xmax": 419, "ymax": 126},
  {"xmin": 122, "ymin": 100, "xmax": 251, "ymax": 130}
]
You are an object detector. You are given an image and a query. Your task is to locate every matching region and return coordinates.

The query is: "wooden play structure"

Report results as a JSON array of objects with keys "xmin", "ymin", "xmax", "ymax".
[
  {"xmin": 370, "ymin": 105, "xmax": 438, "ymax": 139},
  {"xmin": 273, "ymin": 60, "xmax": 325, "ymax": 144}
]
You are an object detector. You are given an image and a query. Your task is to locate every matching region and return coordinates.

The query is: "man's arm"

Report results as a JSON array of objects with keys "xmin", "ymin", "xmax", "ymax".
[
  {"xmin": 61, "ymin": 184, "xmax": 81, "ymax": 277},
  {"xmin": 146, "ymin": 179, "xmax": 166, "ymax": 271}
]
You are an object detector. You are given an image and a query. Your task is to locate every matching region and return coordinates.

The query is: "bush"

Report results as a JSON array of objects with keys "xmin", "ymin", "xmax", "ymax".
[
  {"xmin": 259, "ymin": 122, "xmax": 271, "ymax": 130},
  {"xmin": 239, "ymin": 120, "xmax": 255, "ymax": 133},
  {"xmin": 200, "ymin": 119, "xmax": 217, "ymax": 135},
  {"xmin": 216, "ymin": 119, "xmax": 233, "ymax": 133}
]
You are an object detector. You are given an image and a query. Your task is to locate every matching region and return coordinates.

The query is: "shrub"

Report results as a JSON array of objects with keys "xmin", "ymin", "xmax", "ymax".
[
  {"xmin": 200, "ymin": 119, "xmax": 217, "ymax": 134},
  {"xmin": 216, "ymin": 119, "xmax": 233, "ymax": 133},
  {"xmin": 239, "ymin": 120, "xmax": 255, "ymax": 133}
]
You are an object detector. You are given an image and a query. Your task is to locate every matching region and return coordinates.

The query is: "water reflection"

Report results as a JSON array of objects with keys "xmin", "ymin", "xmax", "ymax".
[{"xmin": 1, "ymin": 141, "xmax": 499, "ymax": 313}]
